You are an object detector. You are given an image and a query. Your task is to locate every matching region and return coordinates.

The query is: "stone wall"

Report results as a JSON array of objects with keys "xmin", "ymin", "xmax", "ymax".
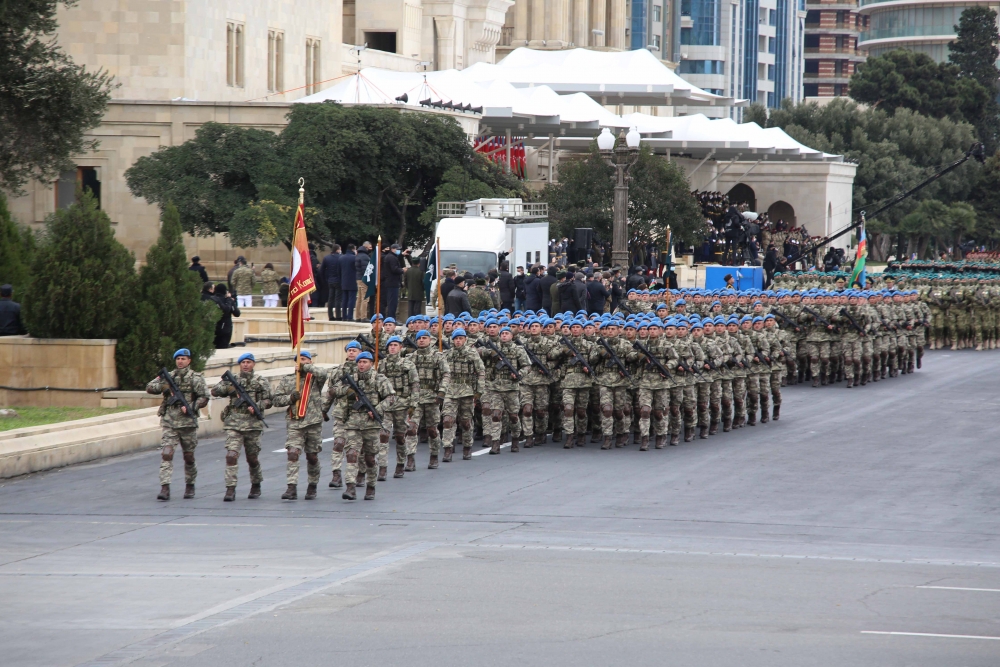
[{"xmin": 0, "ymin": 338, "xmax": 118, "ymax": 408}]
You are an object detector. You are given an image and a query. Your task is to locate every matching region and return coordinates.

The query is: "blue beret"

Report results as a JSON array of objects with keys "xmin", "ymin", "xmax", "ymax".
[
  {"xmin": 415, "ymin": 330, "xmax": 431, "ymax": 339},
  {"xmin": 386, "ymin": 336, "xmax": 403, "ymax": 345},
  {"xmin": 173, "ymin": 348, "xmax": 191, "ymax": 359},
  {"xmin": 356, "ymin": 351, "xmax": 373, "ymax": 361},
  {"xmin": 345, "ymin": 341, "xmax": 361, "ymax": 350},
  {"xmin": 452, "ymin": 328, "xmax": 467, "ymax": 338},
  {"xmin": 298, "ymin": 350, "xmax": 312, "ymax": 359},
  {"xmin": 238, "ymin": 352, "xmax": 255, "ymax": 363},
  {"xmin": 690, "ymin": 322, "xmax": 703, "ymax": 329},
  {"xmin": 675, "ymin": 298, "xmax": 686, "ymax": 305},
  {"xmin": 370, "ymin": 314, "xmax": 383, "ymax": 323},
  {"xmin": 500, "ymin": 327, "xmax": 511, "ymax": 334},
  {"xmin": 384, "ymin": 317, "xmax": 396, "ymax": 324}
]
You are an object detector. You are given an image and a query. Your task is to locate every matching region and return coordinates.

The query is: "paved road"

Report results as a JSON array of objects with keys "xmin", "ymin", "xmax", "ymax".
[{"xmin": 2, "ymin": 350, "xmax": 999, "ymax": 667}]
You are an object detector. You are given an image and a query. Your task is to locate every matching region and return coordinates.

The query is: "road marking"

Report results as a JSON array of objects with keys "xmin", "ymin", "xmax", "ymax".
[
  {"xmin": 917, "ymin": 586, "xmax": 1000, "ymax": 593},
  {"xmin": 275, "ymin": 438, "xmax": 334, "ymax": 452},
  {"xmin": 74, "ymin": 542, "xmax": 437, "ymax": 667},
  {"xmin": 471, "ymin": 442, "xmax": 512, "ymax": 456},
  {"xmin": 862, "ymin": 631, "xmax": 1000, "ymax": 641}
]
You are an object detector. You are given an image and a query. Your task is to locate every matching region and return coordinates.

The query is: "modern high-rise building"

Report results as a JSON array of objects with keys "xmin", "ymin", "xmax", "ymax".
[
  {"xmin": 803, "ymin": 0, "xmax": 862, "ymax": 100},
  {"xmin": 857, "ymin": 0, "xmax": 1000, "ymax": 63},
  {"xmin": 628, "ymin": 0, "xmax": 680, "ymax": 61}
]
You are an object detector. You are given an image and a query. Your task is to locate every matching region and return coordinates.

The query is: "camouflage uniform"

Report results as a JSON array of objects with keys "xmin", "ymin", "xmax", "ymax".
[
  {"xmin": 517, "ymin": 335, "xmax": 554, "ymax": 445},
  {"xmin": 145, "ymin": 367, "xmax": 209, "ymax": 488},
  {"xmin": 725, "ymin": 329, "xmax": 749, "ymax": 427},
  {"xmin": 231, "ymin": 264, "xmax": 255, "ymax": 298},
  {"xmin": 800, "ymin": 305, "xmax": 832, "ymax": 384},
  {"xmin": 378, "ymin": 352, "xmax": 419, "ymax": 474},
  {"xmin": 260, "ymin": 268, "xmax": 280, "ymax": 296},
  {"xmin": 411, "ymin": 345, "xmax": 451, "ymax": 464},
  {"xmin": 547, "ymin": 335, "xmax": 599, "ymax": 445},
  {"xmin": 478, "ymin": 337, "xmax": 529, "ymax": 450},
  {"xmin": 628, "ymin": 335, "xmax": 673, "ymax": 449},
  {"xmin": 321, "ymin": 360, "xmax": 356, "ymax": 487},
  {"xmin": 593, "ymin": 335, "xmax": 634, "ymax": 447},
  {"xmin": 699, "ymin": 332, "xmax": 727, "ymax": 434},
  {"xmin": 747, "ymin": 328, "xmax": 773, "ymax": 423},
  {"xmin": 211, "ymin": 372, "xmax": 273, "ymax": 491},
  {"xmin": 272, "ymin": 364, "xmax": 330, "ymax": 491},
  {"xmin": 671, "ymin": 333, "xmax": 702, "ymax": 441},
  {"xmin": 442, "ymin": 343, "xmax": 486, "ymax": 457},
  {"xmin": 467, "ymin": 285, "xmax": 493, "ymax": 317},
  {"xmin": 332, "ymin": 368, "xmax": 395, "ymax": 495}
]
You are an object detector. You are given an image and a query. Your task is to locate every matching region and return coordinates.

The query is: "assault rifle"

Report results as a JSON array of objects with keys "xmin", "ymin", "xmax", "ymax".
[
  {"xmin": 403, "ymin": 337, "xmax": 418, "ymax": 350},
  {"xmin": 517, "ymin": 341, "xmax": 552, "ymax": 378},
  {"xmin": 676, "ymin": 356, "xmax": 707, "ymax": 377},
  {"xmin": 747, "ymin": 342, "xmax": 772, "ymax": 367},
  {"xmin": 631, "ymin": 340, "xmax": 671, "ymax": 379},
  {"xmin": 839, "ymin": 308, "xmax": 866, "ymax": 336},
  {"xmin": 158, "ymin": 368, "xmax": 194, "ymax": 417},
  {"xmin": 355, "ymin": 333, "xmax": 376, "ymax": 351},
  {"xmin": 222, "ymin": 370, "xmax": 269, "ymax": 428},
  {"xmin": 802, "ymin": 306, "xmax": 840, "ymax": 333},
  {"xmin": 475, "ymin": 338, "xmax": 522, "ymax": 381},
  {"xmin": 560, "ymin": 336, "xmax": 593, "ymax": 375},
  {"xmin": 772, "ymin": 310, "xmax": 802, "ymax": 333},
  {"xmin": 728, "ymin": 354, "xmax": 745, "ymax": 369},
  {"xmin": 341, "ymin": 372, "xmax": 385, "ymax": 428},
  {"xmin": 598, "ymin": 338, "xmax": 631, "ymax": 380}
]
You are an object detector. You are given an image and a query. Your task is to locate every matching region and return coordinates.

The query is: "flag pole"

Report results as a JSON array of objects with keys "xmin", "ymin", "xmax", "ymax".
[
  {"xmin": 436, "ymin": 237, "xmax": 443, "ymax": 351},
  {"xmin": 295, "ymin": 179, "xmax": 305, "ymax": 397},
  {"xmin": 374, "ymin": 235, "xmax": 382, "ymax": 369}
]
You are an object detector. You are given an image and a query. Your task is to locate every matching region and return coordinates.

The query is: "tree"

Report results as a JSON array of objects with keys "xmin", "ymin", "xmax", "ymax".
[
  {"xmin": 21, "ymin": 191, "xmax": 137, "ymax": 339},
  {"xmin": 0, "ymin": 1, "xmax": 115, "ymax": 193},
  {"xmin": 115, "ymin": 204, "xmax": 218, "ymax": 389},
  {"xmin": 949, "ymin": 6, "xmax": 1000, "ymax": 152},
  {"xmin": 899, "ymin": 199, "xmax": 977, "ymax": 259},
  {"xmin": 416, "ymin": 162, "xmax": 523, "ymax": 234},
  {"xmin": 849, "ymin": 49, "xmax": 990, "ymax": 124},
  {"xmin": 544, "ymin": 144, "xmax": 704, "ymax": 250},
  {"xmin": 0, "ymin": 193, "xmax": 35, "ymax": 293}
]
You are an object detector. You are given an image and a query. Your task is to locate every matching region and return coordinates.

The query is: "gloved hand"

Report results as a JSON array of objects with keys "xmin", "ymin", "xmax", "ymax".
[{"xmin": 289, "ymin": 390, "xmax": 301, "ymax": 403}]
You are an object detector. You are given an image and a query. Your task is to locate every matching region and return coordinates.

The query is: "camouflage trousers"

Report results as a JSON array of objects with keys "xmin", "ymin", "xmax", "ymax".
[
  {"xmin": 748, "ymin": 373, "xmax": 770, "ymax": 416},
  {"xmin": 588, "ymin": 386, "xmax": 602, "ymax": 435},
  {"xmin": 730, "ymin": 377, "xmax": 747, "ymax": 420},
  {"xmin": 159, "ymin": 427, "xmax": 198, "ymax": 486},
  {"xmin": 598, "ymin": 385, "xmax": 631, "ymax": 437},
  {"xmin": 347, "ymin": 428, "xmax": 387, "ymax": 489},
  {"xmin": 668, "ymin": 385, "xmax": 696, "ymax": 435},
  {"xmin": 561, "ymin": 386, "xmax": 591, "ymax": 435},
  {"xmin": 330, "ymin": 417, "xmax": 347, "ymax": 474},
  {"xmin": 442, "ymin": 396, "xmax": 476, "ymax": 447},
  {"xmin": 770, "ymin": 370, "xmax": 783, "ymax": 406},
  {"xmin": 803, "ymin": 340, "xmax": 831, "ymax": 378},
  {"xmin": 707, "ymin": 379, "xmax": 722, "ymax": 425},
  {"xmin": 412, "ymin": 402, "xmax": 443, "ymax": 455},
  {"xmin": 549, "ymin": 383, "xmax": 564, "ymax": 434},
  {"xmin": 695, "ymin": 381, "xmax": 712, "ymax": 427},
  {"xmin": 841, "ymin": 339, "xmax": 863, "ymax": 380},
  {"xmin": 224, "ymin": 429, "xmax": 263, "ymax": 488},
  {"xmin": 519, "ymin": 384, "xmax": 550, "ymax": 438},
  {"xmin": 636, "ymin": 387, "xmax": 668, "ymax": 437},
  {"xmin": 385, "ymin": 407, "xmax": 416, "ymax": 466},
  {"xmin": 483, "ymin": 389, "xmax": 521, "ymax": 442},
  {"xmin": 285, "ymin": 423, "xmax": 323, "ymax": 485}
]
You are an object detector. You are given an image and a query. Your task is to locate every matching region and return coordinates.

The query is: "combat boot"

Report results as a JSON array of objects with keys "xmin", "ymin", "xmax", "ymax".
[
  {"xmin": 405, "ymin": 454, "xmax": 416, "ymax": 472},
  {"xmin": 377, "ymin": 466, "xmax": 387, "ymax": 482},
  {"xmin": 772, "ymin": 405, "xmax": 780, "ymax": 421},
  {"xmin": 615, "ymin": 434, "xmax": 628, "ymax": 448},
  {"xmin": 305, "ymin": 483, "xmax": 317, "ymax": 500},
  {"xmin": 281, "ymin": 484, "xmax": 297, "ymax": 500},
  {"xmin": 563, "ymin": 433, "xmax": 574, "ymax": 449},
  {"xmin": 601, "ymin": 436, "xmax": 612, "ymax": 450},
  {"xmin": 394, "ymin": 463, "xmax": 404, "ymax": 478},
  {"xmin": 510, "ymin": 436, "xmax": 520, "ymax": 453},
  {"xmin": 684, "ymin": 426, "xmax": 695, "ymax": 442},
  {"xmin": 820, "ymin": 374, "xmax": 828, "ymax": 386},
  {"xmin": 699, "ymin": 426, "xmax": 709, "ymax": 439},
  {"xmin": 760, "ymin": 409, "xmax": 769, "ymax": 424},
  {"xmin": 591, "ymin": 431, "xmax": 602, "ymax": 443},
  {"xmin": 223, "ymin": 486, "xmax": 236, "ymax": 502},
  {"xmin": 443, "ymin": 447, "xmax": 454, "ymax": 462},
  {"xmin": 536, "ymin": 433, "xmax": 547, "ymax": 445},
  {"xmin": 329, "ymin": 470, "xmax": 343, "ymax": 488},
  {"xmin": 342, "ymin": 483, "xmax": 356, "ymax": 501},
  {"xmin": 356, "ymin": 471, "xmax": 365, "ymax": 487},
  {"xmin": 364, "ymin": 485, "xmax": 376, "ymax": 500},
  {"xmin": 248, "ymin": 483, "xmax": 261, "ymax": 499},
  {"xmin": 183, "ymin": 484, "xmax": 195, "ymax": 499},
  {"xmin": 551, "ymin": 430, "xmax": 562, "ymax": 443},
  {"xmin": 428, "ymin": 454, "xmax": 439, "ymax": 468},
  {"xmin": 489, "ymin": 438, "xmax": 501, "ymax": 455},
  {"xmin": 709, "ymin": 421, "xmax": 719, "ymax": 435},
  {"xmin": 157, "ymin": 485, "xmax": 170, "ymax": 501},
  {"xmin": 845, "ymin": 378, "xmax": 853, "ymax": 388},
  {"xmin": 812, "ymin": 377, "xmax": 820, "ymax": 387},
  {"xmin": 463, "ymin": 446, "xmax": 472, "ymax": 460},
  {"xmin": 655, "ymin": 434, "xmax": 667, "ymax": 449},
  {"xmin": 723, "ymin": 417, "xmax": 732, "ymax": 432},
  {"xmin": 639, "ymin": 435, "xmax": 649, "ymax": 451},
  {"xmin": 669, "ymin": 432, "xmax": 680, "ymax": 446},
  {"xmin": 747, "ymin": 412, "xmax": 757, "ymax": 427},
  {"xmin": 524, "ymin": 435, "xmax": 534, "ymax": 449}
]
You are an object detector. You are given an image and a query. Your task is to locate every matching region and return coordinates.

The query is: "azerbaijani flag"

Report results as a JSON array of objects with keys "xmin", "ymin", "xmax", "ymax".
[
  {"xmin": 287, "ymin": 198, "xmax": 315, "ymax": 349},
  {"xmin": 849, "ymin": 222, "xmax": 867, "ymax": 288}
]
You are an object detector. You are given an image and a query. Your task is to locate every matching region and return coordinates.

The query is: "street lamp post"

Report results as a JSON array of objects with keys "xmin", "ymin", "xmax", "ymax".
[{"xmin": 598, "ymin": 127, "xmax": 641, "ymax": 269}]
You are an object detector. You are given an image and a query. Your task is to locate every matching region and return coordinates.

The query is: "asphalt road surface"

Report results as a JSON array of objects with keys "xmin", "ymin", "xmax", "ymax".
[{"xmin": 2, "ymin": 350, "xmax": 999, "ymax": 667}]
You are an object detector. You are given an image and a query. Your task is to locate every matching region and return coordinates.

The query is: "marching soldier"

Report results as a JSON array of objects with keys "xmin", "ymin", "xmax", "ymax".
[
  {"xmin": 478, "ymin": 324, "xmax": 529, "ymax": 453},
  {"xmin": 323, "ymin": 341, "xmax": 361, "ymax": 489},
  {"xmin": 378, "ymin": 336, "xmax": 419, "ymax": 478},
  {"xmin": 442, "ymin": 328, "xmax": 486, "ymax": 460},
  {"xmin": 272, "ymin": 350, "xmax": 329, "ymax": 500},
  {"xmin": 547, "ymin": 319, "xmax": 599, "ymax": 449},
  {"xmin": 517, "ymin": 318, "xmax": 554, "ymax": 447},
  {"xmin": 411, "ymin": 330, "xmax": 451, "ymax": 467},
  {"xmin": 211, "ymin": 353, "xmax": 273, "ymax": 501},
  {"xmin": 593, "ymin": 320, "xmax": 633, "ymax": 449}
]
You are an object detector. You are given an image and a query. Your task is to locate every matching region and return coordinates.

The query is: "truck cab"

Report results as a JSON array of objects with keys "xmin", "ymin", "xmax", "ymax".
[{"xmin": 434, "ymin": 198, "xmax": 549, "ymax": 277}]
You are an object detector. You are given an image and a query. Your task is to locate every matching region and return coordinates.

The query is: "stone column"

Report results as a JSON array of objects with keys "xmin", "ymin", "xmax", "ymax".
[
  {"xmin": 608, "ymin": 0, "xmax": 626, "ymax": 48},
  {"xmin": 434, "ymin": 16, "xmax": 456, "ymax": 69},
  {"xmin": 514, "ymin": 0, "xmax": 529, "ymax": 43},
  {"xmin": 530, "ymin": 0, "xmax": 546, "ymax": 45},
  {"xmin": 551, "ymin": 0, "xmax": 571, "ymax": 45},
  {"xmin": 590, "ymin": 0, "xmax": 606, "ymax": 45},
  {"xmin": 573, "ymin": 0, "xmax": 589, "ymax": 46}
]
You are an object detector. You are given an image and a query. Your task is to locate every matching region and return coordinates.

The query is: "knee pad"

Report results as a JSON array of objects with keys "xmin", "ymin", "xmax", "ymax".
[
  {"xmin": 809, "ymin": 356, "xmax": 819, "ymax": 365},
  {"xmin": 507, "ymin": 411, "xmax": 519, "ymax": 423},
  {"xmin": 613, "ymin": 409, "xmax": 624, "ymax": 420},
  {"xmin": 653, "ymin": 409, "xmax": 665, "ymax": 421},
  {"xmin": 225, "ymin": 451, "xmax": 239, "ymax": 466},
  {"xmin": 182, "ymin": 450, "xmax": 195, "ymax": 465},
  {"xmin": 575, "ymin": 407, "xmax": 587, "ymax": 420},
  {"xmin": 406, "ymin": 421, "xmax": 418, "ymax": 436},
  {"xmin": 333, "ymin": 438, "xmax": 347, "ymax": 452},
  {"xmin": 601, "ymin": 404, "xmax": 613, "ymax": 418},
  {"xmin": 640, "ymin": 406, "xmax": 651, "ymax": 419},
  {"xmin": 306, "ymin": 452, "xmax": 319, "ymax": 465},
  {"xmin": 287, "ymin": 449, "xmax": 301, "ymax": 462},
  {"xmin": 460, "ymin": 418, "xmax": 472, "ymax": 431},
  {"xmin": 427, "ymin": 426, "xmax": 439, "ymax": 438},
  {"xmin": 246, "ymin": 454, "xmax": 260, "ymax": 468},
  {"xmin": 622, "ymin": 405, "xmax": 631, "ymax": 417},
  {"xmin": 563, "ymin": 406, "xmax": 575, "ymax": 418},
  {"xmin": 379, "ymin": 430, "xmax": 390, "ymax": 444},
  {"xmin": 394, "ymin": 433, "xmax": 406, "ymax": 445},
  {"xmin": 522, "ymin": 403, "xmax": 533, "ymax": 416},
  {"xmin": 443, "ymin": 415, "xmax": 455, "ymax": 429},
  {"xmin": 491, "ymin": 410, "xmax": 503, "ymax": 423},
  {"xmin": 346, "ymin": 451, "xmax": 358, "ymax": 464},
  {"xmin": 161, "ymin": 445, "xmax": 175, "ymax": 461},
  {"xmin": 364, "ymin": 452, "xmax": 376, "ymax": 468}
]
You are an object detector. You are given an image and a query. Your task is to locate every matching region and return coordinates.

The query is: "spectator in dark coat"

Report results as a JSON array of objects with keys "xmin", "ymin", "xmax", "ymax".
[
  {"xmin": 557, "ymin": 276, "xmax": 575, "ymax": 312},
  {"xmin": 322, "ymin": 245, "xmax": 342, "ymax": 320},
  {"xmin": 439, "ymin": 269, "xmax": 457, "ymax": 305},
  {"xmin": 445, "ymin": 276, "xmax": 472, "ymax": 316},
  {"xmin": 497, "ymin": 262, "xmax": 516, "ymax": 311},
  {"xmin": 211, "ymin": 284, "xmax": 240, "ymax": 349},
  {"xmin": 523, "ymin": 266, "xmax": 542, "ymax": 311},
  {"xmin": 310, "ymin": 249, "xmax": 326, "ymax": 307},
  {"xmin": 339, "ymin": 245, "xmax": 358, "ymax": 321},
  {"xmin": 0, "ymin": 285, "xmax": 26, "ymax": 336},
  {"xmin": 513, "ymin": 267, "xmax": 526, "ymax": 311},
  {"xmin": 625, "ymin": 267, "xmax": 646, "ymax": 291},
  {"xmin": 405, "ymin": 257, "xmax": 425, "ymax": 317},
  {"xmin": 188, "ymin": 256, "xmax": 209, "ymax": 284},
  {"xmin": 380, "ymin": 244, "xmax": 407, "ymax": 318},
  {"xmin": 354, "ymin": 243, "xmax": 371, "ymax": 321},
  {"xmin": 538, "ymin": 266, "xmax": 558, "ymax": 313},
  {"xmin": 586, "ymin": 274, "xmax": 610, "ymax": 315}
]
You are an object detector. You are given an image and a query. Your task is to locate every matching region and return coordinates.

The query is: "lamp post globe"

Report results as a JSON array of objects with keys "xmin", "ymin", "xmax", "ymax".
[{"xmin": 597, "ymin": 127, "xmax": 615, "ymax": 152}]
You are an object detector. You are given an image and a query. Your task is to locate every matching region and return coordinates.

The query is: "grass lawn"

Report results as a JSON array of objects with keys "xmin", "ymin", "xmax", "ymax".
[{"xmin": 0, "ymin": 406, "xmax": 136, "ymax": 432}]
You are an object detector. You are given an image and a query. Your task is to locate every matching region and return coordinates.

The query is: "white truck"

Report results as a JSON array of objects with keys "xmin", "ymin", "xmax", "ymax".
[{"xmin": 434, "ymin": 198, "xmax": 549, "ymax": 276}]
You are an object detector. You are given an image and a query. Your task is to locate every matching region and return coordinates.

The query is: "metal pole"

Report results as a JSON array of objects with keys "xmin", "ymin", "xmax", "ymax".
[
  {"xmin": 436, "ymin": 238, "xmax": 443, "ymax": 351},
  {"xmin": 505, "ymin": 128, "xmax": 512, "ymax": 174},
  {"xmin": 548, "ymin": 133, "xmax": 554, "ymax": 183},
  {"xmin": 374, "ymin": 235, "xmax": 381, "ymax": 369}
]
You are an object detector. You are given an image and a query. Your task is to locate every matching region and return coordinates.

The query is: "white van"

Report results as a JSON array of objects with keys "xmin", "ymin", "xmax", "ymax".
[{"xmin": 434, "ymin": 199, "xmax": 549, "ymax": 277}]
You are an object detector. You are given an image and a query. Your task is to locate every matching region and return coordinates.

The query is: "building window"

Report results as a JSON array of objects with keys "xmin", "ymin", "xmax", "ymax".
[
  {"xmin": 767, "ymin": 64, "xmax": 774, "ymax": 80},
  {"xmin": 305, "ymin": 38, "xmax": 321, "ymax": 94},
  {"xmin": 652, "ymin": 34, "xmax": 662, "ymax": 49},
  {"xmin": 679, "ymin": 59, "xmax": 725, "ymax": 74},
  {"xmin": 653, "ymin": 4, "xmax": 662, "ymax": 21},
  {"xmin": 769, "ymin": 8, "xmax": 777, "ymax": 25},
  {"xmin": 767, "ymin": 91, "xmax": 775, "ymax": 106},
  {"xmin": 804, "ymin": 83, "xmax": 819, "ymax": 96},
  {"xmin": 227, "ymin": 22, "xmax": 245, "ymax": 88},
  {"xmin": 804, "ymin": 60, "xmax": 819, "ymax": 73},
  {"xmin": 768, "ymin": 36, "xmax": 775, "ymax": 53},
  {"xmin": 679, "ymin": 0, "xmax": 720, "ymax": 45},
  {"xmin": 364, "ymin": 31, "xmax": 398, "ymax": 53},
  {"xmin": 268, "ymin": 30, "xmax": 284, "ymax": 93},
  {"xmin": 55, "ymin": 167, "xmax": 101, "ymax": 210}
]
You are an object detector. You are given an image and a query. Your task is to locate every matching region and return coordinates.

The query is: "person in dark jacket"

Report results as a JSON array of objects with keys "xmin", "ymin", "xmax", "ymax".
[
  {"xmin": 625, "ymin": 267, "xmax": 646, "ymax": 291},
  {"xmin": 556, "ymin": 276, "xmax": 575, "ymax": 312},
  {"xmin": 538, "ymin": 266, "xmax": 558, "ymax": 313},
  {"xmin": 354, "ymin": 243, "xmax": 371, "ymax": 321},
  {"xmin": 497, "ymin": 262, "xmax": 516, "ymax": 312},
  {"xmin": 569, "ymin": 272, "xmax": 589, "ymax": 312},
  {"xmin": 380, "ymin": 244, "xmax": 407, "ymax": 318},
  {"xmin": 445, "ymin": 275, "xmax": 472, "ymax": 316},
  {"xmin": 439, "ymin": 269, "xmax": 457, "ymax": 305},
  {"xmin": 586, "ymin": 274, "xmax": 610, "ymax": 315},
  {"xmin": 310, "ymin": 249, "xmax": 326, "ymax": 308},
  {"xmin": 339, "ymin": 245, "xmax": 358, "ymax": 321},
  {"xmin": 513, "ymin": 267, "xmax": 526, "ymax": 311},
  {"xmin": 188, "ymin": 256, "xmax": 209, "ymax": 284},
  {"xmin": 322, "ymin": 245, "xmax": 342, "ymax": 320},
  {"xmin": 0, "ymin": 285, "xmax": 26, "ymax": 336},
  {"xmin": 550, "ymin": 272, "xmax": 566, "ymax": 313},
  {"xmin": 523, "ymin": 266, "xmax": 542, "ymax": 311},
  {"xmin": 405, "ymin": 256, "xmax": 425, "ymax": 317},
  {"xmin": 212, "ymin": 284, "xmax": 240, "ymax": 349},
  {"xmin": 763, "ymin": 244, "xmax": 780, "ymax": 287}
]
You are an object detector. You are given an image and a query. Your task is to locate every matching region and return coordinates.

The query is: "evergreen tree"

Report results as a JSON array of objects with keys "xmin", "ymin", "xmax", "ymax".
[
  {"xmin": 22, "ymin": 190, "xmax": 137, "ymax": 339},
  {"xmin": 115, "ymin": 203, "xmax": 218, "ymax": 389},
  {"xmin": 949, "ymin": 7, "xmax": 1000, "ymax": 152},
  {"xmin": 0, "ymin": 193, "xmax": 35, "ymax": 293}
]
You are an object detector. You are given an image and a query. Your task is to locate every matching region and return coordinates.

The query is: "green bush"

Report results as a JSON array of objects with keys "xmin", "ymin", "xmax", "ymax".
[
  {"xmin": 22, "ymin": 190, "xmax": 137, "ymax": 339},
  {"xmin": 0, "ymin": 193, "xmax": 35, "ymax": 294},
  {"xmin": 115, "ymin": 203, "xmax": 218, "ymax": 388}
]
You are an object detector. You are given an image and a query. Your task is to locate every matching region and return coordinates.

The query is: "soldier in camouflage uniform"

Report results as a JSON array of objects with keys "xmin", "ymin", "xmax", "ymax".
[
  {"xmin": 672, "ymin": 320, "xmax": 704, "ymax": 442},
  {"xmin": 272, "ymin": 350, "xmax": 329, "ymax": 500},
  {"xmin": 762, "ymin": 315, "xmax": 785, "ymax": 417},
  {"xmin": 411, "ymin": 330, "xmax": 451, "ymax": 467},
  {"xmin": 467, "ymin": 276, "xmax": 494, "ymax": 317},
  {"xmin": 724, "ymin": 318, "xmax": 748, "ymax": 429},
  {"xmin": 701, "ymin": 319, "xmax": 729, "ymax": 433},
  {"xmin": 548, "ymin": 320, "xmax": 599, "ymax": 448},
  {"xmin": 517, "ymin": 319, "xmax": 554, "ymax": 447},
  {"xmin": 442, "ymin": 328, "xmax": 486, "ymax": 459},
  {"xmin": 747, "ymin": 317, "xmax": 773, "ymax": 424},
  {"xmin": 628, "ymin": 320, "xmax": 672, "ymax": 450},
  {"xmin": 146, "ymin": 348, "xmax": 209, "ymax": 501},
  {"xmin": 231, "ymin": 259, "xmax": 256, "ymax": 307},
  {"xmin": 378, "ymin": 337, "xmax": 419, "ymax": 478},
  {"xmin": 322, "ymin": 341, "xmax": 360, "ymax": 489},
  {"xmin": 330, "ymin": 351, "xmax": 395, "ymax": 500},
  {"xmin": 592, "ymin": 320, "xmax": 634, "ymax": 449},
  {"xmin": 211, "ymin": 353, "xmax": 273, "ymax": 501},
  {"xmin": 478, "ymin": 324, "xmax": 529, "ymax": 454}
]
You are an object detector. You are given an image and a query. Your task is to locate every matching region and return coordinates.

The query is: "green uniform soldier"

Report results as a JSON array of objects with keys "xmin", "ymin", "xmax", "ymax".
[
  {"xmin": 411, "ymin": 331, "xmax": 451, "ymax": 467},
  {"xmin": 517, "ymin": 320, "xmax": 554, "ymax": 447},
  {"xmin": 547, "ymin": 320, "xmax": 599, "ymax": 449},
  {"xmin": 146, "ymin": 348, "xmax": 209, "ymax": 501},
  {"xmin": 629, "ymin": 320, "xmax": 673, "ymax": 450},
  {"xmin": 442, "ymin": 327, "xmax": 486, "ymax": 460},
  {"xmin": 272, "ymin": 351, "xmax": 329, "ymax": 500},
  {"xmin": 467, "ymin": 277, "xmax": 493, "ymax": 317},
  {"xmin": 378, "ymin": 336, "xmax": 419, "ymax": 478},
  {"xmin": 211, "ymin": 353, "xmax": 273, "ymax": 501},
  {"xmin": 478, "ymin": 323, "xmax": 529, "ymax": 454},
  {"xmin": 322, "ymin": 341, "xmax": 360, "ymax": 488},
  {"xmin": 593, "ymin": 321, "xmax": 634, "ymax": 449},
  {"xmin": 231, "ymin": 260, "xmax": 255, "ymax": 306}
]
